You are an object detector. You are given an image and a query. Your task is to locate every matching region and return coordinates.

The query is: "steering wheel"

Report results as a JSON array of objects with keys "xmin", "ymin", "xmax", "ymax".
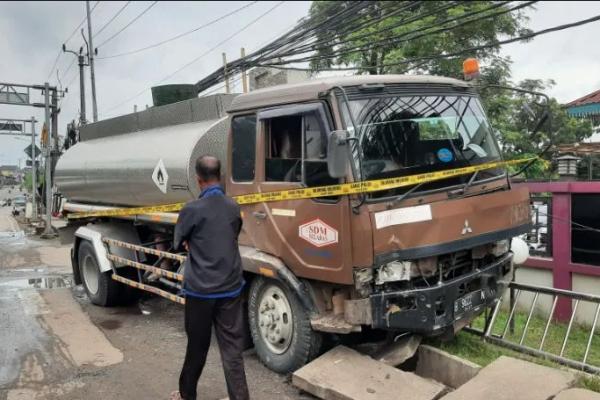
[{"xmin": 363, "ymin": 160, "xmax": 386, "ymax": 176}]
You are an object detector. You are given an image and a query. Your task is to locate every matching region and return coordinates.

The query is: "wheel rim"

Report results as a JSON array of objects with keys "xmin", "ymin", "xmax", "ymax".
[
  {"xmin": 82, "ymin": 254, "xmax": 100, "ymax": 295},
  {"xmin": 258, "ymin": 285, "xmax": 294, "ymax": 355}
]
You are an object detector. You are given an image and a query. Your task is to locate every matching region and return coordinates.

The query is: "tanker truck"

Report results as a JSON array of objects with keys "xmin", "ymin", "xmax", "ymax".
[{"xmin": 55, "ymin": 75, "xmax": 530, "ymax": 373}]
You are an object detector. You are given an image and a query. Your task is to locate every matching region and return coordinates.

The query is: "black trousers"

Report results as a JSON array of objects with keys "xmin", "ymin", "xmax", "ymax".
[{"xmin": 179, "ymin": 295, "xmax": 250, "ymax": 400}]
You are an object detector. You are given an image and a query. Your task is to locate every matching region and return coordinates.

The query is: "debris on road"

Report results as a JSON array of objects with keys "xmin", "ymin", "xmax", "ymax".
[
  {"xmin": 440, "ymin": 356, "xmax": 576, "ymax": 400},
  {"xmin": 292, "ymin": 346, "xmax": 446, "ymax": 400},
  {"xmin": 372, "ymin": 334, "xmax": 421, "ymax": 366}
]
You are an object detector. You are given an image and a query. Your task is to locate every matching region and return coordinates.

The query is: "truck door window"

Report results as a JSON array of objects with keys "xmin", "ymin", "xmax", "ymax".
[
  {"xmin": 265, "ymin": 112, "xmax": 338, "ymax": 188},
  {"xmin": 266, "ymin": 115, "xmax": 302, "ymax": 182},
  {"xmin": 303, "ymin": 113, "xmax": 336, "ymax": 187},
  {"xmin": 231, "ymin": 114, "xmax": 257, "ymax": 182}
]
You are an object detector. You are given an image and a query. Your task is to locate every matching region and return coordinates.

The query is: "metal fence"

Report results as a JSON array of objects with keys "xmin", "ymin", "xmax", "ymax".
[{"xmin": 467, "ymin": 281, "xmax": 600, "ymax": 374}]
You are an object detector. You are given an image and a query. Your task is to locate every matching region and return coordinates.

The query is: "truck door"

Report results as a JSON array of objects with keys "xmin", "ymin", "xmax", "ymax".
[{"xmin": 228, "ymin": 104, "xmax": 354, "ymax": 285}]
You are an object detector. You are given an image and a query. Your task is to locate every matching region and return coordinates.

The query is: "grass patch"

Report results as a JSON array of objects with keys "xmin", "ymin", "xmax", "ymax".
[
  {"xmin": 469, "ymin": 307, "xmax": 600, "ymax": 367},
  {"xmin": 425, "ymin": 307, "xmax": 600, "ymax": 393},
  {"xmin": 575, "ymin": 374, "xmax": 600, "ymax": 393},
  {"xmin": 426, "ymin": 331, "xmax": 557, "ymax": 369}
]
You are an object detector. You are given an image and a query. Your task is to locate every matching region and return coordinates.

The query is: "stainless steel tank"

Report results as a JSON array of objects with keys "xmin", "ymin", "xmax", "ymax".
[{"xmin": 55, "ymin": 117, "xmax": 230, "ymax": 206}]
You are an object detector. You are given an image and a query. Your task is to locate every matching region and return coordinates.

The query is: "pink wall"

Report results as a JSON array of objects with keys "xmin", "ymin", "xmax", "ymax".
[{"xmin": 515, "ymin": 182, "xmax": 600, "ymax": 320}]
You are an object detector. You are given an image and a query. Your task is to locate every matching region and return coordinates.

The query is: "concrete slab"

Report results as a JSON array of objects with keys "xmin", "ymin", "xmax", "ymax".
[
  {"xmin": 441, "ymin": 356, "xmax": 576, "ymax": 400},
  {"xmin": 554, "ymin": 388, "xmax": 600, "ymax": 400},
  {"xmin": 416, "ymin": 345, "xmax": 481, "ymax": 389},
  {"xmin": 292, "ymin": 346, "xmax": 446, "ymax": 400},
  {"xmin": 39, "ymin": 289, "xmax": 123, "ymax": 367}
]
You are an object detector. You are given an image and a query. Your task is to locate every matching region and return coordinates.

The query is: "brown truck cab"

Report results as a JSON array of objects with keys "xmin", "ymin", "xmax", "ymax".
[{"xmin": 225, "ymin": 75, "xmax": 529, "ymax": 369}]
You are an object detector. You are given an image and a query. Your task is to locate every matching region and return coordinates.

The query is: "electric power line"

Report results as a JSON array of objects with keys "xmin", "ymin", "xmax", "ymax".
[
  {"xmin": 60, "ymin": 58, "xmax": 77, "ymax": 82},
  {"xmin": 101, "ymin": 1, "xmax": 285, "ymax": 115},
  {"xmin": 94, "ymin": 1, "xmax": 132, "ymax": 38},
  {"xmin": 96, "ymin": 1, "xmax": 159, "ymax": 48},
  {"xmin": 282, "ymin": 0, "xmax": 514, "ymax": 59},
  {"xmin": 282, "ymin": 0, "xmax": 461, "ymax": 58},
  {"xmin": 268, "ymin": 1, "xmax": 536, "ymax": 65},
  {"xmin": 46, "ymin": 1, "xmax": 100, "ymax": 81},
  {"xmin": 97, "ymin": 1, "xmax": 260, "ymax": 59},
  {"xmin": 261, "ymin": 12, "xmax": 600, "ymax": 72}
]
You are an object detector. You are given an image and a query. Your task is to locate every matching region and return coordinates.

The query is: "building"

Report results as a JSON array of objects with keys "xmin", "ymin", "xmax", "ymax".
[
  {"xmin": 0, "ymin": 165, "xmax": 18, "ymax": 185},
  {"xmin": 565, "ymin": 88, "xmax": 600, "ymax": 136},
  {"xmin": 249, "ymin": 67, "xmax": 311, "ymax": 91}
]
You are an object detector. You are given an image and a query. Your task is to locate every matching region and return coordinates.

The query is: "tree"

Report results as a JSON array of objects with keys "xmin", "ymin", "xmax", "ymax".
[
  {"xmin": 307, "ymin": 1, "xmax": 594, "ymax": 179},
  {"xmin": 308, "ymin": 1, "xmax": 531, "ymax": 78},
  {"xmin": 481, "ymin": 79, "xmax": 593, "ymax": 179}
]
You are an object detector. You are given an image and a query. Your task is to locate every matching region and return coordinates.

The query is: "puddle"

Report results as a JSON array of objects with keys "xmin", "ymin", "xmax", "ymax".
[
  {"xmin": 0, "ymin": 230, "xmax": 24, "ymax": 238},
  {"xmin": 98, "ymin": 319, "xmax": 122, "ymax": 330},
  {"xmin": 0, "ymin": 230, "xmax": 26, "ymax": 244},
  {"xmin": 0, "ymin": 275, "xmax": 72, "ymax": 290}
]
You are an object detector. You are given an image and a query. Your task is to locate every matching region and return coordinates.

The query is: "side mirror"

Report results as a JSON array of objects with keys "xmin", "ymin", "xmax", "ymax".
[{"xmin": 327, "ymin": 130, "xmax": 350, "ymax": 178}]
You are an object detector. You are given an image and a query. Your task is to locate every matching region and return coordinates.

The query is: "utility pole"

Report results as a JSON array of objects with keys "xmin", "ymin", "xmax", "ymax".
[
  {"xmin": 222, "ymin": 52, "xmax": 230, "ymax": 94},
  {"xmin": 79, "ymin": 53, "xmax": 87, "ymax": 124},
  {"xmin": 51, "ymin": 88, "xmax": 58, "ymax": 156},
  {"xmin": 42, "ymin": 83, "xmax": 54, "ymax": 237},
  {"xmin": 86, "ymin": 0, "xmax": 98, "ymax": 122},
  {"xmin": 30, "ymin": 117, "xmax": 37, "ymax": 220},
  {"xmin": 63, "ymin": 44, "xmax": 87, "ymax": 125},
  {"xmin": 241, "ymin": 48, "xmax": 248, "ymax": 93}
]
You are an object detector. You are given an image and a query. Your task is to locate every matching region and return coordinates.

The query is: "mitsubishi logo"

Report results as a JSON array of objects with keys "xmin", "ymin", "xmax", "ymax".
[{"xmin": 461, "ymin": 219, "xmax": 473, "ymax": 235}]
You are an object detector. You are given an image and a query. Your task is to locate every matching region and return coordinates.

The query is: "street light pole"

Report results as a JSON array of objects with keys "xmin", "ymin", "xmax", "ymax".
[{"xmin": 86, "ymin": 0, "xmax": 98, "ymax": 122}]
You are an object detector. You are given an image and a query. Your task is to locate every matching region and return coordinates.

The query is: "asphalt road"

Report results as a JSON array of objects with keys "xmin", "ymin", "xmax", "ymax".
[{"xmin": 0, "ymin": 186, "xmax": 312, "ymax": 400}]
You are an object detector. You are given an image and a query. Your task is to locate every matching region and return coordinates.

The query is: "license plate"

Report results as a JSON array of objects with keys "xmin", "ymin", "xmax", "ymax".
[{"xmin": 454, "ymin": 290, "xmax": 485, "ymax": 320}]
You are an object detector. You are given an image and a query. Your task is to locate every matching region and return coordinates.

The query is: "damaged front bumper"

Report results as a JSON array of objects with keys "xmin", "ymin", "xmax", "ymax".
[{"xmin": 370, "ymin": 253, "xmax": 512, "ymax": 335}]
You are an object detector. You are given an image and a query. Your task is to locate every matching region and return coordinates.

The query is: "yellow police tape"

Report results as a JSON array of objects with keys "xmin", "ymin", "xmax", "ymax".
[{"xmin": 67, "ymin": 157, "xmax": 533, "ymax": 220}]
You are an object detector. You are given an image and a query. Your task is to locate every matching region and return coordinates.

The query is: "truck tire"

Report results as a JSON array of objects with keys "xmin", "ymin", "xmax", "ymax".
[
  {"xmin": 78, "ymin": 241, "xmax": 120, "ymax": 307},
  {"xmin": 248, "ymin": 276, "xmax": 322, "ymax": 374}
]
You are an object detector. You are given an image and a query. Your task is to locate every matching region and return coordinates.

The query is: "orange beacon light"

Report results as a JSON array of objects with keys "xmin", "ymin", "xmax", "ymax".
[{"xmin": 463, "ymin": 58, "xmax": 480, "ymax": 80}]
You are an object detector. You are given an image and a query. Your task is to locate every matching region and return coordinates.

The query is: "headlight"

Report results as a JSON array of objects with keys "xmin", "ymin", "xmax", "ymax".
[
  {"xmin": 491, "ymin": 239, "xmax": 510, "ymax": 257},
  {"xmin": 375, "ymin": 261, "xmax": 413, "ymax": 285},
  {"xmin": 375, "ymin": 257, "xmax": 438, "ymax": 285}
]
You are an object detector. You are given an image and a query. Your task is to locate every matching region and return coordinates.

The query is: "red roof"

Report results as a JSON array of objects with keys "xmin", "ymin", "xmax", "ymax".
[{"xmin": 566, "ymin": 88, "xmax": 600, "ymax": 107}]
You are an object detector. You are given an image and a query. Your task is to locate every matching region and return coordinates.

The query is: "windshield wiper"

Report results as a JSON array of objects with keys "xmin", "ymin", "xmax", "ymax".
[
  {"xmin": 461, "ymin": 170, "xmax": 479, "ymax": 195},
  {"xmin": 389, "ymin": 181, "xmax": 426, "ymax": 208}
]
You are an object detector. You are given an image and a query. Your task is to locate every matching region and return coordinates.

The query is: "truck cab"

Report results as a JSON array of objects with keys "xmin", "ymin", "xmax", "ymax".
[{"xmin": 225, "ymin": 75, "xmax": 529, "ymax": 368}]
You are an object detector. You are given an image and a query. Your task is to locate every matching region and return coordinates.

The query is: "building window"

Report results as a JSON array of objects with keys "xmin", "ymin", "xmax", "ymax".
[
  {"xmin": 572, "ymin": 194, "xmax": 600, "ymax": 266},
  {"xmin": 231, "ymin": 115, "xmax": 256, "ymax": 182}
]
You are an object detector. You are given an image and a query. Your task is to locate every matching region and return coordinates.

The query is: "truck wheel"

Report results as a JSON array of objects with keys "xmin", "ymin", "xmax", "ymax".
[
  {"xmin": 248, "ymin": 277, "xmax": 322, "ymax": 374},
  {"xmin": 78, "ymin": 241, "xmax": 120, "ymax": 307}
]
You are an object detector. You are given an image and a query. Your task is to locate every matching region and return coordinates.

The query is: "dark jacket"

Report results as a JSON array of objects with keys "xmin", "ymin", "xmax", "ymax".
[{"xmin": 174, "ymin": 191, "xmax": 243, "ymax": 296}]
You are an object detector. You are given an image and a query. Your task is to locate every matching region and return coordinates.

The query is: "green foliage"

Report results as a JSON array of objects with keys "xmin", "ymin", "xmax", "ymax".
[
  {"xmin": 308, "ymin": 1, "xmax": 531, "ymax": 75},
  {"xmin": 22, "ymin": 171, "xmax": 42, "ymax": 193},
  {"xmin": 481, "ymin": 79, "xmax": 593, "ymax": 179},
  {"xmin": 308, "ymin": 1, "xmax": 594, "ymax": 179}
]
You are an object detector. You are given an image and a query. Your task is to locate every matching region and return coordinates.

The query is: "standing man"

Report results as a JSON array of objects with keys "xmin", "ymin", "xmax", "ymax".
[{"xmin": 171, "ymin": 155, "xmax": 250, "ymax": 400}]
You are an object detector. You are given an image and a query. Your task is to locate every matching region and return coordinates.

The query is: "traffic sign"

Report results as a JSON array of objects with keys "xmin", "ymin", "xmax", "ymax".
[
  {"xmin": 0, "ymin": 122, "xmax": 22, "ymax": 131},
  {"xmin": 24, "ymin": 144, "xmax": 41, "ymax": 159}
]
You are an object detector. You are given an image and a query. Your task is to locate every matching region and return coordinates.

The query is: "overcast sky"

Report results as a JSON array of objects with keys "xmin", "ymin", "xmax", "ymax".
[{"xmin": 1, "ymin": 1, "xmax": 599, "ymax": 166}]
